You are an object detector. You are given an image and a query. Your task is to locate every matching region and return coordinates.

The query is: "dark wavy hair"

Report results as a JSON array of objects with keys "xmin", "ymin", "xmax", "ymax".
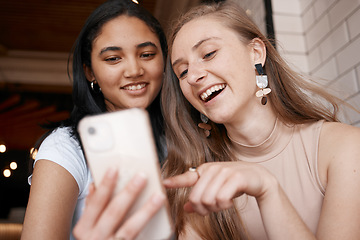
[
  {"xmin": 68, "ymin": 0, "xmax": 167, "ymax": 161},
  {"xmin": 33, "ymin": 0, "xmax": 168, "ymax": 164}
]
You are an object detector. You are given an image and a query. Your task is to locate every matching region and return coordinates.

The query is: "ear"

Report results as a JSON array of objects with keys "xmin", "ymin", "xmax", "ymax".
[
  {"xmin": 250, "ymin": 38, "xmax": 266, "ymax": 67},
  {"xmin": 83, "ymin": 64, "xmax": 95, "ymax": 82}
]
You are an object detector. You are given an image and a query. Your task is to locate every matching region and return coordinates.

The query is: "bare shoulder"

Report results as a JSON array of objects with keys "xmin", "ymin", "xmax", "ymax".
[
  {"xmin": 320, "ymin": 121, "xmax": 360, "ymax": 151},
  {"xmin": 316, "ymin": 122, "xmax": 360, "ymax": 238},
  {"xmin": 29, "ymin": 159, "xmax": 80, "ymax": 203},
  {"xmin": 26, "ymin": 159, "xmax": 79, "ymax": 213},
  {"xmin": 318, "ymin": 122, "xmax": 360, "ymax": 187}
]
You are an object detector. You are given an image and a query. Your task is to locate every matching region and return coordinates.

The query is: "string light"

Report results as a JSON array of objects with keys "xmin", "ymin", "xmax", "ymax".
[
  {"xmin": 10, "ymin": 162, "xmax": 17, "ymax": 170},
  {"xmin": 132, "ymin": 0, "xmax": 139, "ymax": 4},
  {"xmin": 30, "ymin": 147, "xmax": 38, "ymax": 160},
  {"xmin": 3, "ymin": 169, "xmax": 11, "ymax": 178},
  {"xmin": 0, "ymin": 144, "xmax": 6, "ymax": 153}
]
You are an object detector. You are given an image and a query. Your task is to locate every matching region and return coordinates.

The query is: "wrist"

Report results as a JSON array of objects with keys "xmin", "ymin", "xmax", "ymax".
[{"xmin": 255, "ymin": 172, "xmax": 281, "ymax": 204}]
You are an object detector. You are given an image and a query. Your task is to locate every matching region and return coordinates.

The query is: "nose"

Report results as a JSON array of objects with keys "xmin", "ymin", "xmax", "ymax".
[
  {"xmin": 186, "ymin": 62, "xmax": 207, "ymax": 85},
  {"xmin": 123, "ymin": 58, "xmax": 144, "ymax": 78}
]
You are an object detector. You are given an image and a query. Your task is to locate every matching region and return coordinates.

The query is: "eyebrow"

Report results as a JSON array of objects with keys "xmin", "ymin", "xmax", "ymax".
[
  {"xmin": 99, "ymin": 41, "xmax": 158, "ymax": 56},
  {"xmin": 137, "ymin": 41, "xmax": 157, "ymax": 49},
  {"xmin": 172, "ymin": 37, "xmax": 220, "ymax": 67},
  {"xmin": 100, "ymin": 46, "xmax": 121, "ymax": 55}
]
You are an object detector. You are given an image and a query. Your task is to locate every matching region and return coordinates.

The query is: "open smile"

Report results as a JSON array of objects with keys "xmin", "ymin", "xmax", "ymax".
[
  {"xmin": 121, "ymin": 83, "xmax": 147, "ymax": 91},
  {"xmin": 200, "ymin": 84, "xmax": 226, "ymax": 102}
]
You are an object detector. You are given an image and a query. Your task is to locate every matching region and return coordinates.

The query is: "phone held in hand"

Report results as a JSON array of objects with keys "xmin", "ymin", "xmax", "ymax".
[{"xmin": 78, "ymin": 108, "xmax": 173, "ymax": 240}]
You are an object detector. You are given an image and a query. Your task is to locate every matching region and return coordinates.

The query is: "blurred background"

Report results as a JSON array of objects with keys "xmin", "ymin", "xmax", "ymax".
[{"xmin": 0, "ymin": 0, "xmax": 359, "ymax": 229}]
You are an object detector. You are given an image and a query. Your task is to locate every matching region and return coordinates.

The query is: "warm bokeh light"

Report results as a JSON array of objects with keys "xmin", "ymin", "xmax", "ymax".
[
  {"xmin": 246, "ymin": 9, "xmax": 252, "ymax": 16},
  {"xmin": 3, "ymin": 169, "xmax": 11, "ymax": 178},
  {"xmin": 0, "ymin": 144, "xmax": 6, "ymax": 153},
  {"xmin": 132, "ymin": 0, "xmax": 139, "ymax": 4},
  {"xmin": 30, "ymin": 147, "xmax": 38, "ymax": 160},
  {"xmin": 10, "ymin": 162, "xmax": 18, "ymax": 170}
]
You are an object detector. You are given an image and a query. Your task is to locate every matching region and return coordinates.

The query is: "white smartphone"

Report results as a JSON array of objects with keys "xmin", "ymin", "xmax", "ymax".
[{"xmin": 78, "ymin": 108, "xmax": 173, "ymax": 240}]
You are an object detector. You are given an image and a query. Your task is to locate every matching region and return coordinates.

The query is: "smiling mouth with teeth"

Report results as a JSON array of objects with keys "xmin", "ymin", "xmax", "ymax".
[
  {"xmin": 200, "ymin": 84, "xmax": 226, "ymax": 102},
  {"xmin": 122, "ymin": 83, "xmax": 147, "ymax": 91}
]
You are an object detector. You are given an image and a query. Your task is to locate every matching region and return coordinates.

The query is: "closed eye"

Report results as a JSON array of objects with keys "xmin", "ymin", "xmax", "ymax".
[
  {"xmin": 204, "ymin": 50, "xmax": 216, "ymax": 59},
  {"xmin": 179, "ymin": 69, "xmax": 188, "ymax": 79}
]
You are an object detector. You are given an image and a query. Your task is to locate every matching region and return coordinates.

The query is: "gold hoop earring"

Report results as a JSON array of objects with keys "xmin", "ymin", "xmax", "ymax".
[{"xmin": 90, "ymin": 80, "xmax": 101, "ymax": 93}]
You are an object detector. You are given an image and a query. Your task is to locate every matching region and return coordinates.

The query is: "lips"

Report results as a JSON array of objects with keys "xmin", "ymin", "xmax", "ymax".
[
  {"xmin": 121, "ymin": 83, "xmax": 147, "ymax": 91},
  {"xmin": 200, "ymin": 84, "xmax": 226, "ymax": 102}
]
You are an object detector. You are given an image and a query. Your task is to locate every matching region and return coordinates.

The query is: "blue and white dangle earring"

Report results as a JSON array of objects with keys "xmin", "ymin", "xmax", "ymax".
[{"xmin": 255, "ymin": 63, "xmax": 271, "ymax": 105}]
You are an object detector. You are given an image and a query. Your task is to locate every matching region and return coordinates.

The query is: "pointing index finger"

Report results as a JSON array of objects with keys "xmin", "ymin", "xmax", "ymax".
[{"xmin": 163, "ymin": 170, "xmax": 199, "ymax": 189}]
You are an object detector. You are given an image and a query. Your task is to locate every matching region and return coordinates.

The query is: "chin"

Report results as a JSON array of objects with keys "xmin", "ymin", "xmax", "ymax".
[
  {"xmin": 208, "ymin": 114, "xmax": 231, "ymax": 125},
  {"xmin": 130, "ymin": 101, "xmax": 151, "ymax": 110}
]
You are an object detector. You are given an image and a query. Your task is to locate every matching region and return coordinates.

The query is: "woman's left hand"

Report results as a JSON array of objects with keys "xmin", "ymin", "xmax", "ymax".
[{"xmin": 163, "ymin": 161, "xmax": 275, "ymax": 216}]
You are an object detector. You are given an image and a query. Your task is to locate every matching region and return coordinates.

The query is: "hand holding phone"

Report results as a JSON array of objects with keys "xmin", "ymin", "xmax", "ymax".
[{"xmin": 78, "ymin": 108, "xmax": 173, "ymax": 240}]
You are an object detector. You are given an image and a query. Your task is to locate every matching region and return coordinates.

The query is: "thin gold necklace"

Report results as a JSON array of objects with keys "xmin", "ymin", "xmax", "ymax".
[{"xmin": 227, "ymin": 117, "xmax": 278, "ymax": 148}]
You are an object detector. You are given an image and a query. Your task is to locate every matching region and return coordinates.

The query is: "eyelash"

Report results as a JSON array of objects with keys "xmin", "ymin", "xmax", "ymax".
[
  {"xmin": 105, "ymin": 57, "xmax": 121, "ymax": 62},
  {"xmin": 104, "ymin": 52, "xmax": 156, "ymax": 63},
  {"xmin": 204, "ymin": 50, "xmax": 216, "ymax": 59},
  {"xmin": 178, "ymin": 50, "xmax": 217, "ymax": 79},
  {"xmin": 141, "ymin": 52, "xmax": 156, "ymax": 58},
  {"xmin": 179, "ymin": 69, "xmax": 188, "ymax": 79}
]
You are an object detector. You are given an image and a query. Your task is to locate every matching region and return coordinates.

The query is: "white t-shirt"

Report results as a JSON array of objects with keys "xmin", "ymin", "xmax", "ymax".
[{"xmin": 28, "ymin": 127, "xmax": 92, "ymax": 240}]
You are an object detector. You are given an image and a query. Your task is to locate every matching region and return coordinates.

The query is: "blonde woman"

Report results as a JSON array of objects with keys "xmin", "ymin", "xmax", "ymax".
[{"xmin": 162, "ymin": 1, "xmax": 360, "ymax": 239}]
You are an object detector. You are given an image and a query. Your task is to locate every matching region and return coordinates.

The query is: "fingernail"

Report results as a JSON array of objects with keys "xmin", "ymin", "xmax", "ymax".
[{"xmin": 133, "ymin": 172, "xmax": 147, "ymax": 187}]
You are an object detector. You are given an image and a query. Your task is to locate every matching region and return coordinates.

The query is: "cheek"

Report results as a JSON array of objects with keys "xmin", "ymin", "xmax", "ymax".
[
  {"xmin": 96, "ymin": 72, "xmax": 117, "ymax": 87},
  {"xmin": 179, "ymin": 81, "xmax": 196, "ymax": 103},
  {"xmin": 92, "ymin": 62, "xmax": 119, "ymax": 83},
  {"xmin": 148, "ymin": 68, "xmax": 164, "ymax": 94},
  {"xmin": 153, "ymin": 67, "xmax": 164, "ymax": 83},
  {"xmin": 149, "ymin": 58, "xmax": 164, "ymax": 79},
  {"xmin": 152, "ymin": 74, "xmax": 163, "ymax": 97}
]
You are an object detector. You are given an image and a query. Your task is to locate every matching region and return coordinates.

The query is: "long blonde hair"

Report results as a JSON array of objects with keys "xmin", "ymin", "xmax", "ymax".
[{"xmin": 161, "ymin": 0, "xmax": 341, "ymax": 238}]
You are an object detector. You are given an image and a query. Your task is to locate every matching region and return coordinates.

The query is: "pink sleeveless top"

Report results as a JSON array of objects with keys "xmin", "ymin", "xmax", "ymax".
[{"xmin": 234, "ymin": 120, "xmax": 325, "ymax": 240}]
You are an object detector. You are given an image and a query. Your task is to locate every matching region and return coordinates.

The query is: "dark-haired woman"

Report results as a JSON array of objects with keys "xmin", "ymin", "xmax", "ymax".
[{"xmin": 21, "ymin": 1, "xmax": 168, "ymax": 239}]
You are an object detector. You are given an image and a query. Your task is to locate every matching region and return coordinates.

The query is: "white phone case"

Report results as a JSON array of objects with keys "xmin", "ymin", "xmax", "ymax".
[{"xmin": 78, "ymin": 108, "xmax": 173, "ymax": 240}]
